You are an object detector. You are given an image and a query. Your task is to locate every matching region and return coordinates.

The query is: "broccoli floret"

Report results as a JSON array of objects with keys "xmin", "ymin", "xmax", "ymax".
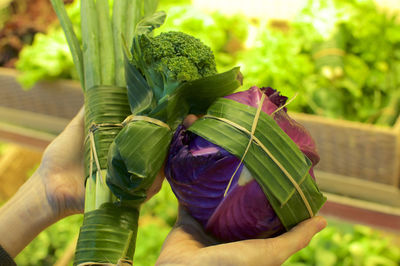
[{"xmin": 132, "ymin": 31, "xmax": 217, "ymax": 100}]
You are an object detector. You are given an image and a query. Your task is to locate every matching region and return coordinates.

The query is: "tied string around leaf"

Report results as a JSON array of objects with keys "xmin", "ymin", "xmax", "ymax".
[
  {"xmin": 86, "ymin": 123, "xmax": 124, "ymax": 184},
  {"xmin": 85, "ymin": 116, "xmax": 171, "ymax": 183},
  {"xmin": 122, "ymin": 114, "xmax": 171, "ymax": 130},
  {"xmin": 204, "ymin": 92, "xmax": 314, "ymax": 218}
]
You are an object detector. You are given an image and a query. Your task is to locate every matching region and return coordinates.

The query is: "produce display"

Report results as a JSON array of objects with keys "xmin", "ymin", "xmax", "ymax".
[
  {"xmin": 15, "ymin": 0, "xmax": 400, "ymax": 126},
  {"xmin": 0, "ymin": 0, "xmax": 74, "ymax": 68},
  {"xmin": 239, "ymin": 0, "xmax": 400, "ymax": 126},
  {"xmin": 15, "ymin": 0, "xmax": 80, "ymax": 88}
]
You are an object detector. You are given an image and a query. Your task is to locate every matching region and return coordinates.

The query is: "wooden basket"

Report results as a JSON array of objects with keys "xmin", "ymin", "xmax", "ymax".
[{"xmin": 291, "ymin": 112, "xmax": 400, "ymax": 208}]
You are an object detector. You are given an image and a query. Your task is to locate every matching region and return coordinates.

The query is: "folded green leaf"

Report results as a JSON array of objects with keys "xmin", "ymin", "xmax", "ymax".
[
  {"xmin": 74, "ymin": 203, "xmax": 139, "ymax": 265},
  {"xmin": 107, "ymin": 121, "xmax": 172, "ymax": 205},
  {"xmin": 149, "ymin": 67, "xmax": 243, "ymax": 129},
  {"xmin": 125, "ymin": 59, "xmax": 154, "ymax": 115}
]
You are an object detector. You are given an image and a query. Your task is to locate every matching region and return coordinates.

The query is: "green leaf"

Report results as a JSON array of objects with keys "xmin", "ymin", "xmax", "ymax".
[
  {"xmin": 81, "ymin": 0, "xmax": 101, "ymax": 89},
  {"xmin": 74, "ymin": 203, "xmax": 139, "ymax": 265},
  {"xmin": 49, "ymin": 0, "xmax": 84, "ymax": 88},
  {"xmin": 135, "ymin": 11, "xmax": 167, "ymax": 36},
  {"xmin": 176, "ymin": 67, "xmax": 243, "ymax": 114},
  {"xmin": 144, "ymin": 0, "xmax": 160, "ymax": 17},
  {"xmin": 125, "ymin": 58, "xmax": 155, "ymax": 115},
  {"xmin": 84, "ymin": 86, "xmax": 131, "ymax": 178},
  {"xmin": 112, "ymin": 0, "xmax": 129, "ymax": 87},
  {"xmin": 150, "ymin": 67, "xmax": 243, "ymax": 129},
  {"xmin": 96, "ymin": 0, "xmax": 115, "ymax": 85},
  {"xmin": 189, "ymin": 98, "xmax": 326, "ymax": 230},
  {"xmin": 107, "ymin": 121, "xmax": 172, "ymax": 204}
]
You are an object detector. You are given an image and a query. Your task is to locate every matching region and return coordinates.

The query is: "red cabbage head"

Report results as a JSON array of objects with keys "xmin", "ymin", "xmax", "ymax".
[{"xmin": 165, "ymin": 86, "xmax": 319, "ymax": 241}]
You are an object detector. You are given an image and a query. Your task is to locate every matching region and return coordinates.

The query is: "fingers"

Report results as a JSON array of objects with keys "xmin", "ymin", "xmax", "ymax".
[
  {"xmin": 145, "ymin": 166, "xmax": 165, "ymax": 201},
  {"xmin": 183, "ymin": 114, "xmax": 199, "ymax": 128},
  {"xmin": 66, "ymin": 106, "xmax": 85, "ymax": 131},
  {"xmin": 195, "ymin": 216, "xmax": 326, "ymax": 266},
  {"xmin": 41, "ymin": 106, "xmax": 85, "ymax": 167},
  {"xmin": 271, "ymin": 216, "xmax": 327, "ymax": 263}
]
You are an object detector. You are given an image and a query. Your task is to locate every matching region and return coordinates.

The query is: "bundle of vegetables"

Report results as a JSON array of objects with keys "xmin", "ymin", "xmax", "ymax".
[
  {"xmin": 51, "ymin": 0, "xmax": 242, "ymax": 264},
  {"xmin": 49, "ymin": 0, "xmax": 145, "ymax": 263},
  {"xmin": 166, "ymin": 86, "xmax": 326, "ymax": 241}
]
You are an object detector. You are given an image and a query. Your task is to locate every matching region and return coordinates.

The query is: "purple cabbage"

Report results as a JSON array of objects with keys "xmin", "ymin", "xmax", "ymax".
[{"xmin": 165, "ymin": 86, "xmax": 319, "ymax": 241}]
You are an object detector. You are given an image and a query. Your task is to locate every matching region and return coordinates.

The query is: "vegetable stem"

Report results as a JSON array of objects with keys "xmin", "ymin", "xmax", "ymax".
[
  {"xmin": 95, "ymin": 170, "xmax": 113, "ymax": 209},
  {"xmin": 81, "ymin": 0, "xmax": 101, "ymax": 89},
  {"xmin": 125, "ymin": 0, "xmax": 137, "ymax": 48},
  {"xmin": 112, "ymin": 0, "xmax": 128, "ymax": 87},
  {"xmin": 96, "ymin": 0, "xmax": 115, "ymax": 86},
  {"xmin": 84, "ymin": 175, "xmax": 96, "ymax": 212}
]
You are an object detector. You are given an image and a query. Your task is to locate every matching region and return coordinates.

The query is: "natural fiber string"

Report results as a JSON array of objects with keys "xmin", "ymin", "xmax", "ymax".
[
  {"xmin": 86, "ymin": 123, "xmax": 123, "ymax": 184},
  {"xmin": 204, "ymin": 97, "xmax": 314, "ymax": 217},
  {"xmin": 271, "ymin": 92, "xmax": 298, "ymax": 116},
  {"xmin": 122, "ymin": 114, "xmax": 171, "ymax": 130},
  {"xmin": 222, "ymin": 93, "xmax": 266, "ymax": 197},
  {"xmin": 85, "ymin": 116, "xmax": 170, "ymax": 184}
]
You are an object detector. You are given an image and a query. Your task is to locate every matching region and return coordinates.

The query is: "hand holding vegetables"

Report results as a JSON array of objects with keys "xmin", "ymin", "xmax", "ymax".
[
  {"xmin": 0, "ymin": 107, "xmax": 164, "ymax": 261},
  {"xmin": 156, "ymin": 205, "xmax": 327, "ymax": 266},
  {"xmin": 0, "ymin": 108, "xmax": 85, "ymax": 258}
]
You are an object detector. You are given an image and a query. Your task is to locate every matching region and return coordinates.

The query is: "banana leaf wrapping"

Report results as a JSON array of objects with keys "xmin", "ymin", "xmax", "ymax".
[
  {"xmin": 106, "ymin": 62, "xmax": 243, "ymax": 205},
  {"xmin": 165, "ymin": 87, "xmax": 326, "ymax": 241}
]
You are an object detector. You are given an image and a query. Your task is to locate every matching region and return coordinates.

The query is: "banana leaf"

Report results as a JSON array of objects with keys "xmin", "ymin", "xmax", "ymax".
[
  {"xmin": 188, "ymin": 98, "xmax": 327, "ymax": 230},
  {"xmin": 106, "ymin": 60, "xmax": 243, "ymax": 203}
]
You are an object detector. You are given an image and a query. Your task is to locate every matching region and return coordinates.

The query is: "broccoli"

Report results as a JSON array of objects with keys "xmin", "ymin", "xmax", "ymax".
[{"xmin": 131, "ymin": 31, "xmax": 217, "ymax": 101}]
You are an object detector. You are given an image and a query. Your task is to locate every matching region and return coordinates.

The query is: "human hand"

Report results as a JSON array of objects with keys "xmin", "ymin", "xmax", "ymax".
[
  {"xmin": 0, "ymin": 107, "xmax": 86, "ymax": 257},
  {"xmin": 36, "ymin": 107, "xmax": 86, "ymax": 219},
  {"xmin": 37, "ymin": 106, "xmax": 166, "ymax": 218},
  {"xmin": 156, "ymin": 206, "xmax": 327, "ymax": 266}
]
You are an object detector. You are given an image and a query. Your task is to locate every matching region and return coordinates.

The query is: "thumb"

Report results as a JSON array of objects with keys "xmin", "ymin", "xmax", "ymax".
[{"xmin": 273, "ymin": 216, "xmax": 327, "ymax": 263}]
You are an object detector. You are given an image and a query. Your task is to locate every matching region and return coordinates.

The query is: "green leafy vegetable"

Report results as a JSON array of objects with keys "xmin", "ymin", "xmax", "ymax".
[
  {"xmin": 239, "ymin": 0, "xmax": 400, "ymax": 126},
  {"xmin": 284, "ymin": 219, "xmax": 400, "ymax": 266}
]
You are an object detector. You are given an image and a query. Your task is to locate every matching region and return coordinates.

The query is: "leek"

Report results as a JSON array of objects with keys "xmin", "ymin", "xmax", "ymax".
[{"xmin": 50, "ymin": 0, "xmax": 158, "ymax": 264}]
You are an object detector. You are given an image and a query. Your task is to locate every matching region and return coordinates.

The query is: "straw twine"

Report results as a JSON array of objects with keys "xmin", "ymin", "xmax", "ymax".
[{"xmin": 205, "ymin": 92, "xmax": 314, "ymax": 217}]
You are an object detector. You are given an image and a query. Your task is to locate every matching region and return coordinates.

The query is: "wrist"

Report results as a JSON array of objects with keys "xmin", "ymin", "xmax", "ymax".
[{"xmin": 0, "ymin": 171, "xmax": 56, "ymax": 257}]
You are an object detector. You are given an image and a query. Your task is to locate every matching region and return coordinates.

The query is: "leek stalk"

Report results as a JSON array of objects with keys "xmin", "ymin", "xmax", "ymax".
[{"xmin": 50, "ymin": 0, "xmax": 156, "ymax": 264}]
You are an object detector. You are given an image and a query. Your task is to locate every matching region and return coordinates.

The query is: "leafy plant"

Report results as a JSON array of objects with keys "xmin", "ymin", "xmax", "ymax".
[
  {"xmin": 16, "ymin": 0, "xmax": 81, "ymax": 88},
  {"xmin": 283, "ymin": 219, "xmax": 400, "ymax": 266},
  {"xmin": 14, "ymin": 214, "xmax": 83, "ymax": 266},
  {"xmin": 239, "ymin": 0, "xmax": 400, "ymax": 126}
]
